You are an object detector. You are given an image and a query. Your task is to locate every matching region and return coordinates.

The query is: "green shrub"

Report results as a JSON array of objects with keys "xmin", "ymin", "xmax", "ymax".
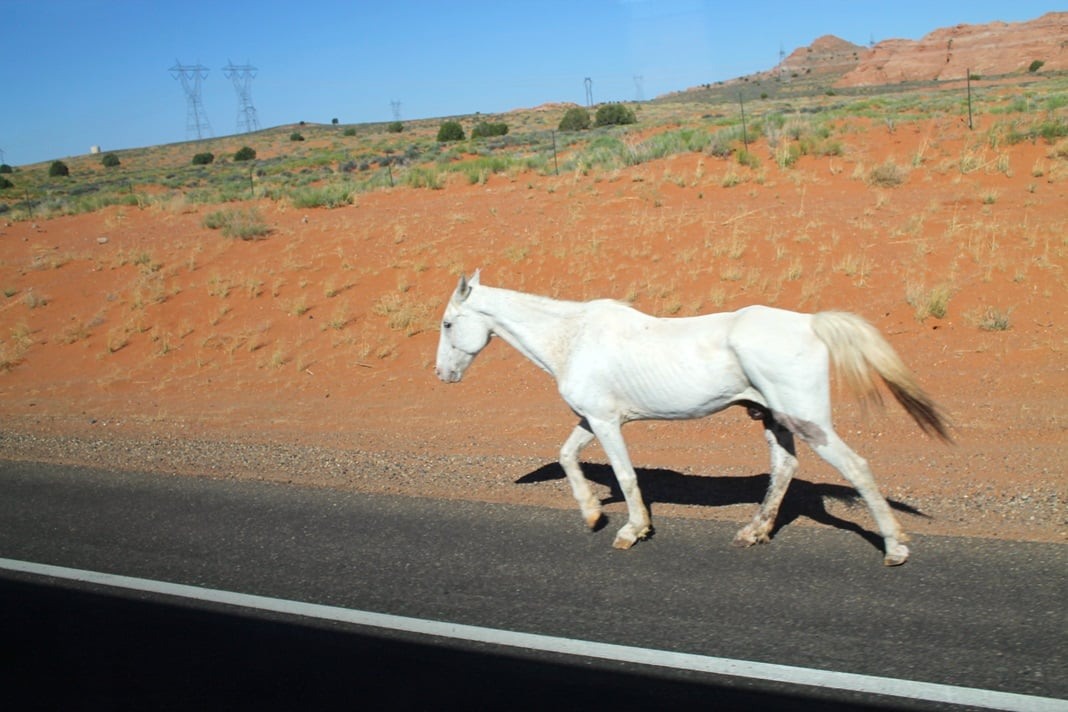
[
  {"xmin": 101, "ymin": 153, "xmax": 120, "ymax": 168},
  {"xmin": 192, "ymin": 152, "xmax": 214, "ymax": 165},
  {"xmin": 471, "ymin": 121, "xmax": 508, "ymax": 139},
  {"xmin": 387, "ymin": 121, "xmax": 404, "ymax": 133},
  {"xmin": 737, "ymin": 149, "xmax": 760, "ymax": 169},
  {"xmin": 234, "ymin": 146, "xmax": 257, "ymax": 161},
  {"xmin": 1028, "ymin": 59, "xmax": 1045, "ymax": 73},
  {"xmin": 0, "ymin": 164, "xmax": 12, "ymax": 174},
  {"xmin": 436, "ymin": 120, "xmax": 465, "ymax": 142},
  {"xmin": 343, "ymin": 127, "xmax": 357, "ymax": 137},
  {"xmin": 289, "ymin": 183, "xmax": 354, "ymax": 209},
  {"xmin": 290, "ymin": 132, "xmax": 305, "ymax": 141},
  {"xmin": 406, "ymin": 166, "xmax": 445, "ymax": 189},
  {"xmin": 49, "ymin": 160, "xmax": 69, "ymax": 177},
  {"xmin": 558, "ymin": 107, "xmax": 591, "ymax": 131},
  {"xmin": 202, "ymin": 207, "xmax": 270, "ymax": 240},
  {"xmin": 594, "ymin": 104, "xmax": 637, "ymax": 127},
  {"xmin": 0, "ymin": 176, "xmax": 12, "ymax": 190}
]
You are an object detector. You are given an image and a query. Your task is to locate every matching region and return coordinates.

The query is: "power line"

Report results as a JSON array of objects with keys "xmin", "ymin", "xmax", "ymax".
[
  {"xmin": 224, "ymin": 60, "xmax": 261, "ymax": 134},
  {"xmin": 169, "ymin": 60, "xmax": 213, "ymax": 140}
]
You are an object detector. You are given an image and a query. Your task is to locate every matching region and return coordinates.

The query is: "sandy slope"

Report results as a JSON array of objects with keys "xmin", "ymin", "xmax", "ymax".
[{"xmin": 1, "ymin": 115, "xmax": 1064, "ymax": 544}]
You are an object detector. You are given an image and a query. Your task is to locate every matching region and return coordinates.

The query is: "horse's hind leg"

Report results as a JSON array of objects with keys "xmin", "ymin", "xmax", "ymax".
[
  {"xmin": 560, "ymin": 421, "xmax": 603, "ymax": 530},
  {"xmin": 811, "ymin": 432, "xmax": 910, "ymax": 566},
  {"xmin": 734, "ymin": 419, "xmax": 798, "ymax": 547}
]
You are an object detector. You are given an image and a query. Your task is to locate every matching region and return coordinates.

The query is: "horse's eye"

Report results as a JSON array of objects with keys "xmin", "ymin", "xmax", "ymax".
[{"xmin": 443, "ymin": 321, "xmax": 452, "ymax": 330}]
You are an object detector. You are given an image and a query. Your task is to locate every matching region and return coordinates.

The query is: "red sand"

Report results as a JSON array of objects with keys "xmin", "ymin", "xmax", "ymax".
[{"xmin": 2, "ymin": 115, "xmax": 1065, "ymax": 542}]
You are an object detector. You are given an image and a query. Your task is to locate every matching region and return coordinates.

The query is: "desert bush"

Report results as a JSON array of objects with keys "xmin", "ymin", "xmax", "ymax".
[
  {"xmin": 1028, "ymin": 59, "xmax": 1045, "ymax": 73},
  {"xmin": 577, "ymin": 135, "xmax": 633, "ymax": 170},
  {"xmin": 595, "ymin": 103, "xmax": 637, "ymax": 127},
  {"xmin": 289, "ymin": 183, "xmax": 354, "ymax": 209},
  {"xmin": 0, "ymin": 177, "xmax": 12, "ymax": 190},
  {"xmin": 49, "ymin": 160, "xmax": 69, "ymax": 177},
  {"xmin": 907, "ymin": 283, "xmax": 952, "ymax": 321},
  {"xmin": 867, "ymin": 159, "xmax": 906, "ymax": 187},
  {"xmin": 974, "ymin": 307, "xmax": 1011, "ymax": 331},
  {"xmin": 343, "ymin": 127, "xmax": 357, "ymax": 136},
  {"xmin": 635, "ymin": 128, "xmax": 711, "ymax": 161},
  {"xmin": 387, "ymin": 121, "xmax": 404, "ymax": 133},
  {"xmin": 101, "ymin": 153, "xmax": 120, "ymax": 168},
  {"xmin": 234, "ymin": 146, "xmax": 257, "ymax": 161},
  {"xmin": 471, "ymin": 121, "xmax": 508, "ymax": 139},
  {"xmin": 405, "ymin": 166, "xmax": 445, "ymax": 189},
  {"xmin": 1006, "ymin": 117, "xmax": 1068, "ymax": 145},
  {"xmin": 0, "ymin": 164, "xmax": 12, "ymax": 174},
  {"xmin": 457, "ymin": 155, "xmax": 513, "ymax": 184},
  {"xmin": 737, "ymin": 149, "xmax": 760, "ymax": 169},
  {"xmin": 290, "ymin": 132, "xmax": 305, "ymax": 142},
  {"xmin": 558, "ymin": 107, "xmax": 591, "ymax": 131},
  {"xmin": 202, "ymin": 207, "xmax": 270, "ymax": 239},
  {"xmin": 192, "ymin": 152, "xmax": 215, "ymax": 165},
  {"xmin": 436, "ymin": 121, "xmax": 465, "ymax": 142}
]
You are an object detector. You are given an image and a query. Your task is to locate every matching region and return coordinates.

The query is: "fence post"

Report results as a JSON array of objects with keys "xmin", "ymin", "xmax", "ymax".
[
  {"xmin": 551, "ymin": 130, "xmax": 559, "ymax": 175},
  {"xmin": 966, "ymin": 69, "xmax": 974, "ymax": 130},
  {"xmin": 739, "ymin": 93, "xmax": 749, "ymax": 150}
]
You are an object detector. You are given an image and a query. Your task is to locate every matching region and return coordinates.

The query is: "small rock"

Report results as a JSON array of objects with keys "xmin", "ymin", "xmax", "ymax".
[{"xmin": 97, "ymin": 236, "xmax": 109, "ymax": 245}]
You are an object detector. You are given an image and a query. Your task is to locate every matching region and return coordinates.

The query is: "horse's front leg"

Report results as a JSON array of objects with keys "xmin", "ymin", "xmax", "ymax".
[
  {"xmin": 587, "ymin": 417, "xmax": 652, "ymax": 549},
  {"xmin": 559, "ymin": 421, "xmax": 602, "ymax": 530}
]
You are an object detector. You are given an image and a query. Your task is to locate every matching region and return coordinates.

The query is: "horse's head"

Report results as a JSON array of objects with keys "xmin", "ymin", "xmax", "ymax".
[{"xmin": 435, "ymin": 270, "xmax": 491, "ymax": 383}]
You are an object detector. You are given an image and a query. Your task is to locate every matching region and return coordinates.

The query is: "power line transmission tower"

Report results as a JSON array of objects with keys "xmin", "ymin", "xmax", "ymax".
[
  {"xmin": 224, "ymin": 60, "xmax": 261, "ymax": 134},
  {"xmin": 170, "ymin": 60, "xmax": 213, "ymax": 140},
  {"xmin": 633, "ymin": 75, "xmax": 644, "ymax": 101},
  {"xmin": 390, "ymin": 100, "xmax": 402, "ymax": 122},
  {"xmin": 584, "ymin": 77, "xmax": 593, "ymax": 107}
]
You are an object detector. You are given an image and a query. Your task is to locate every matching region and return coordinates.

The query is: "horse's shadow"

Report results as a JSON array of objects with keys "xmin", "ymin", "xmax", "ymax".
[{"xmin": 516, "ymin": 462, "xmax": 928, "ymax": 553}]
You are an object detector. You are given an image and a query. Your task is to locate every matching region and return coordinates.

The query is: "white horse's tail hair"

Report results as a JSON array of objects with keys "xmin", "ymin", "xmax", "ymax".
[{"xmin": 812, "ymin": 311, "xmax": 952, "ymax": 442}]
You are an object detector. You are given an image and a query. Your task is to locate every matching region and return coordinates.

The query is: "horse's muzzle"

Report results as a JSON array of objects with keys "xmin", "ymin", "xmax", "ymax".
[{"xmin": 435, "ymin": 367, "xmax": 462, "ymax": 383}]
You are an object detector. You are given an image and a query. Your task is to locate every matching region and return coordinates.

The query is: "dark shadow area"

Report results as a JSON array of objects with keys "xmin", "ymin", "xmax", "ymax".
[
  {"xmin": 517, "ymin": 463, "xmax": 929, "ymax": 554},
  {"xmin": 0, "ymin": 574, "xmax": 908, "ymax": 712}
]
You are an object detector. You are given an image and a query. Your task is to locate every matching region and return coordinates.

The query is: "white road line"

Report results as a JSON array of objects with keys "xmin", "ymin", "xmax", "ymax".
[{"xmin": 1, "ymin": 557, "xmax": 1063, "ymax": 712}]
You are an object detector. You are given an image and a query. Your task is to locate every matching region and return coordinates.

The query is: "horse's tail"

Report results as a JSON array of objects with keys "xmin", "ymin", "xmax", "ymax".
[{"xmin": 812, "ymin": 311, "xmax": 951, "ymax": 442}]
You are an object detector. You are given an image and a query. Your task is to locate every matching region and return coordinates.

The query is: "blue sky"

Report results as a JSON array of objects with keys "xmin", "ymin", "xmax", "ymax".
[{"xmin": 1, "ymin": 1, "xmax": 1059, "ymax": 166}]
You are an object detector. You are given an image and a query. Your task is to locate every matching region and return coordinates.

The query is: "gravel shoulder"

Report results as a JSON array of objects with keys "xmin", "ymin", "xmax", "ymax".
[{"xmin": 3, "ymin": 425, "xmax": 1063, "ymax": 546}]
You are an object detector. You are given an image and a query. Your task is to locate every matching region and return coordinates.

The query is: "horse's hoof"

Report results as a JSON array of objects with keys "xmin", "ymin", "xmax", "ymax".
[
  {"xmin": 612, "ymin": 525, "xmax": 650, "ymax": 550},
  {"xmin": 585, "ymin": 511, "xmax": 604, "ymax": 530},
  {"xmin": 883, "ymin": 544, "xmax": 910, "ymax": 566},
  {"xmin": 732, "ymin": 528, "xmax": 770, "ymax": 548}
]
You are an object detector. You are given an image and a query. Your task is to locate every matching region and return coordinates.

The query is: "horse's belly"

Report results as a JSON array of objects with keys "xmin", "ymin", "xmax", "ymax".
[
  {"xmin": 623, "ymin": 382, "xmax": 738, "ymax": 420},
  {"xmin": 614, "ymin": 360, "xmax": 746, "ymax": 421}
]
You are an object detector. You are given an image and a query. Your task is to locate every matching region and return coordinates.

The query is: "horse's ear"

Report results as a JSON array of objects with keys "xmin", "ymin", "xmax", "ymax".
[
  {"xmin": 454, "ymin": 269, "xmax": 480, "ymax": 302},
  {"xmin": 455, "ymin": 273, "xmax": 472, "ymax": 302},
  {"xmin": 470, "ymin": 269, "xmax": 481, "ymax": 286}
]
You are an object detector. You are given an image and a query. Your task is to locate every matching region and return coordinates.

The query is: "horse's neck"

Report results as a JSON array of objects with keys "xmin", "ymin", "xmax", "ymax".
[{"xmin": 472, "ymin": 286, "xmax": 581, "ymax": 376}]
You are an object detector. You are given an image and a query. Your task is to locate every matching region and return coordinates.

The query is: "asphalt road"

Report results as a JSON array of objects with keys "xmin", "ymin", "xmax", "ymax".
[{"xmin": 0, "ymin": 459, "xmax": 1064, "ymax": 710}]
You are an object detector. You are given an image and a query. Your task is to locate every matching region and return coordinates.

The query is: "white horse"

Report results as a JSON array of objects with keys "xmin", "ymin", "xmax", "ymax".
[{"xmin": 435, "ymin": 271, "xmax": 949, "ymax": 566}]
